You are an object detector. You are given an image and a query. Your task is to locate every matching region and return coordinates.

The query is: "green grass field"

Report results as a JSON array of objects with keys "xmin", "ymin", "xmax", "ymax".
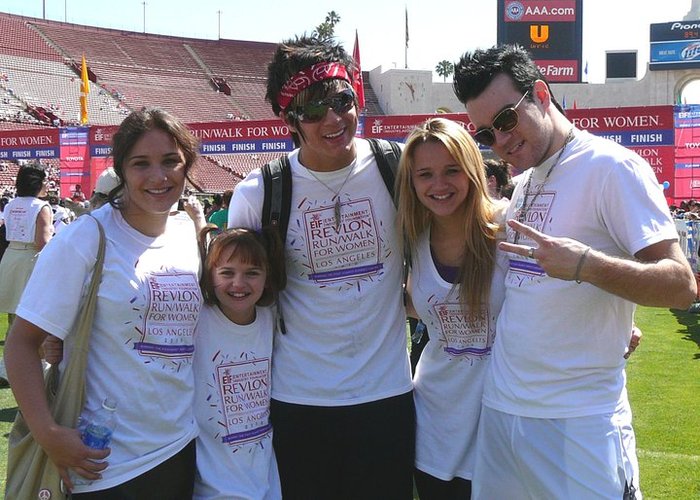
[{"xmin": 0, "ymin": 307, "xmax": 698, "ymax": 499}]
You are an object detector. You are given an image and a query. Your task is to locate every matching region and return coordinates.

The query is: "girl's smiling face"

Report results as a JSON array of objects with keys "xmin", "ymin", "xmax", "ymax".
[
  {"xmin": 410, "ymin": 140, "xmax": 470, "ymax": 221},
  {"xmin": 212, "ymin": 247, "xmax": 267, "ymax": 325}
]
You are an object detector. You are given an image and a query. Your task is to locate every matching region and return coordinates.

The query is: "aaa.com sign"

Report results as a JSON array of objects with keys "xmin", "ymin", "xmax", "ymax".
[
  {"xmin": 503, "ymin": 0, "xmax": 576, "ymax": 21},
  {"xmin": 498, "ymin": 0, "xmax": 583, "ymax": 83}
]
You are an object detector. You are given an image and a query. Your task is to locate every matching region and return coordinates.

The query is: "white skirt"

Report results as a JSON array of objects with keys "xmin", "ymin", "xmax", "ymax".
[{"xmin": 0, "ymin": 243, "xmax": 39, "ymax": 314}]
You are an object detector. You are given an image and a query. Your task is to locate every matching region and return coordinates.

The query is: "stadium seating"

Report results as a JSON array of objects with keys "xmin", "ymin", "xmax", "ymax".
[
  {"xmin": 188, "ymin": 156, "xmax": 240, "ymax": 193},
  {"xmin": 0, "ymin": 54, "xmax": 126, "ymax": 125},
  {"xmin": 213, "ymin": 153, "xmax": 282, "ymax": 179},
  {"xmin": 30, "ymin": 19, "xmax": 258, "ymax": 123},
  {"xmin": 186, "ymin": 39, "xmax": 277, "ymax": 119},
  {"xmin": 0, "ymin": 14, "xmax": 61, "ymax": 61},
  {"xmin": 0, "ymin": 12, "xmax": 384, "ymax": 194}
]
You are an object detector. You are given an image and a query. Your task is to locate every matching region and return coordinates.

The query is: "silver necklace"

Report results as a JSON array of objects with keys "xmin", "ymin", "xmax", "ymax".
[
  {"xmin": 514, "ymin": 128, "xmax": 574, "ymax": 244},
  {"xmin": 305, "ymin": 159, "xmax": 356, "ymax": 229}
]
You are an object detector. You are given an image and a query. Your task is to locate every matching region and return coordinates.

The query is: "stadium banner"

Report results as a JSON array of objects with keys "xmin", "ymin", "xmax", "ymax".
[
  {"xmin": 89, "ymin": 125, "xmax": 119, "ymax": 157},
  {"xmin": 90, "ymin": 120, "xmax": 295, "ymax": 158},
  {"xmin": 673, "ymin": 105, "xmax": 700, "ymax": 158},
  {"xmin": 362, "ymin": 113, "xmax": 473, "ymax": 141},
  {"xmin": 59, "ymin": 126, "xmax": 91, "ymax": 197},
  {"xmin": 568, "ymin": 105, "xmax": 675, "ymax": 196},
  {"xmin": 0, "ymin": 128, "xmax": 59, "ymax": 160},
  {"xmin": 674, "ymin": 127, "xmax": 700, "ymax": 158},
  {"xmin": 673, "ymin": 163, "xmax": 700, "ymax": 201},
  {"xmin": 497, "ymin": 0, "xmax": 583, "ymax": 83},
  {"xmin": 650, "ymin": 21, "xmax": 700, "ymax": 71},
  {"xmin": 672, "ymin": 105, "xmax": 700, "ymax": 201},
  {"xmin": 188, "ymin": 119, "xmax": 294, "ymax": 154},
  {"xmin": 0, "ymin": 104, "xmax": 681, "ymax": 200},
  {"xmin": 567, "ymin": 106, "xmax": 674, "ymax": 146}
]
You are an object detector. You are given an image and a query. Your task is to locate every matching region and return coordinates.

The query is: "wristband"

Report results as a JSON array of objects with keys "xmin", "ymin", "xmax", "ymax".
[{"xmin": 574, "ymin": 246, "xmax": 590, "ymax": 284}]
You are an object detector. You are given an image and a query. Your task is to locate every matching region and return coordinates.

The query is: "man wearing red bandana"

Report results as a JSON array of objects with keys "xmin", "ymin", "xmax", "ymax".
[{"xmin": 228, "ymin": 36, "xmax": 414, "ymax": 499}]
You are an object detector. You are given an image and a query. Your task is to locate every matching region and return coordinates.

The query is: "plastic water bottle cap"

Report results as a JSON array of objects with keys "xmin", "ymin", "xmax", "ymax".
[{"xmin": 102, "ymin": 397, "xmax": 118, "ymax": 411}]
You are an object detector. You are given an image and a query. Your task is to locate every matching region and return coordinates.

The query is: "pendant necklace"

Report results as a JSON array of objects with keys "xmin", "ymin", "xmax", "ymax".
[
  {"xmin": 514, "ymin": 128, "xmax": 574, "ymax": 244},
  {"xmin": 305, "ymin": 159, "xmax": 356, "ymax": 229}
]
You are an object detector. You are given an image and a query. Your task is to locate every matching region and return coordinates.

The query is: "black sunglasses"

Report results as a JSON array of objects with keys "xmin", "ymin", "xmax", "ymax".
[
  {"xmin": 287, "ymin": 88, "xmax": 356, "ymax": 123},
  {"xmin": 473, "ymin": 90, "xmax": 530, "ymax": 147}
]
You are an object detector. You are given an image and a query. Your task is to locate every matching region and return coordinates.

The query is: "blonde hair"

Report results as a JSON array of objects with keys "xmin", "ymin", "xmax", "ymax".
[{"xmin": 396, "ymin": 117, "xmax": 500, "ymax": 314}]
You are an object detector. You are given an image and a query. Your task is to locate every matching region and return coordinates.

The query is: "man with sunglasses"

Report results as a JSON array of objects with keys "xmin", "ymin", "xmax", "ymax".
[
  {"xmin": 227, "ymin": 35, "xmax": 414, "ymax": 499},
  {"xmin": 453, "ymin": 44, "xmax": 696, "ymax": 499}
]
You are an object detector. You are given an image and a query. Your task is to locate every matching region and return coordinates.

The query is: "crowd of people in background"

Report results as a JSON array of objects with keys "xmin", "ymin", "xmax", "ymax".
[
  {"xmin": 0, "ymin": 36, "xmax": 698, "ymax": 500},
  {"xmin": 670, "ymin": 198, "xmax": 700, "ymax": 219}
]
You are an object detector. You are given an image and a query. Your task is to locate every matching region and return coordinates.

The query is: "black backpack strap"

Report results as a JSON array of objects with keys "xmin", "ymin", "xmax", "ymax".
[
  {"xmin": 261, "ymin": 155, "xmax": 292, "ymax": 241},
  {"xmin": 367, "ymin": 137, "xmax": 401, "ymax": 206},
  {"xmin": 366, "ymin": 137, "xmax": 413, "ymax": 308},
  {"xmin": 261, "ymin": 155, "xmax": 291, "ymax": 335}
]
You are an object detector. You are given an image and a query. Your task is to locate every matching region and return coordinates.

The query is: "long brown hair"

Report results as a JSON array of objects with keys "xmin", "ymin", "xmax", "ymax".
[{"xmin": 396, "ymin": 117, "xmax": 500, "ymax": 314}]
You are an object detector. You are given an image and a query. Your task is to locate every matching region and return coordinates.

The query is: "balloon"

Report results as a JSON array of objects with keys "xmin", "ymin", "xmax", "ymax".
[{"xmin": 663, "ymin": 181, "xmax": 670, "ymax": 190}]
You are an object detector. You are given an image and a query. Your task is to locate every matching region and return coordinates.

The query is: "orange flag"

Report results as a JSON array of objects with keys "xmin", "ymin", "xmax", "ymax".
[
  {"xmin": 352, "ymin": 30, "xmax": 365, "ymax": 110},
  {"xmin": 80, "ymin": 54, "xmax": 90, "ymax": 125}
]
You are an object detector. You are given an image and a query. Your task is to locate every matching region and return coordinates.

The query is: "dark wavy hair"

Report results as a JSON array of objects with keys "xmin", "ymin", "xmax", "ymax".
[
  {"xmin": 266, "ymin": 34, "xmax": 357, "ymax": 146},
  {"xmin": 453, "ymin": 44, "xmax": 564, "ymax": 113},
  {"xmin": 15, "ymin": 162, "xmax": 47, "ymax": 197},
  {"xmin": 108, "ymin": 107, "xmax": 199, "ymax": 207}
]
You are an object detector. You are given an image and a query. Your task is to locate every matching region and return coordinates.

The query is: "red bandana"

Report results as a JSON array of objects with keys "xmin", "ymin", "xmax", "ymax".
[{"xmin": 277, "ymin": 62, "xmax": 351, "ymax": 111}]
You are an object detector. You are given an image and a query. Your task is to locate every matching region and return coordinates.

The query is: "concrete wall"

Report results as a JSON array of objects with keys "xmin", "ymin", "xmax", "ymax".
[{"xmin": 368, "ymin": 64, "xmax": 700, "ymax": 114}]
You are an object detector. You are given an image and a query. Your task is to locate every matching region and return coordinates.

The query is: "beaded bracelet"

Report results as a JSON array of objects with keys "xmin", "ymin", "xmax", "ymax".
[{"xmin": 574, "ymin": 246, "xmax": 590, "ymax": 284}]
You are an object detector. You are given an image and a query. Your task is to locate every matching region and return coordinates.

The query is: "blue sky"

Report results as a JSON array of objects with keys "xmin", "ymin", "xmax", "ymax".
[{"xmin": 0, "ymin": 0, "xmax": 694, "ymax": 82}]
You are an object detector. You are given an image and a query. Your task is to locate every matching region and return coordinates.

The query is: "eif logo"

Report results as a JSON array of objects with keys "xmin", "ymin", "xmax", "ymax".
[
  {"xmin": 505, "ymin": 1, "xmax": 525, "ymax": 21},
  {"xmin": 371, "ymin": 119, "xmax": 384, "ymax": 134},
  {"xmin": 530, "ymin": 25, "xmax": 550, "ymax": 43}
]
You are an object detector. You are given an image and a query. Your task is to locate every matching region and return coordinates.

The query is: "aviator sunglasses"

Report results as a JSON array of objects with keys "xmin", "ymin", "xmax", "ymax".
[
  {"xmin": 288, "ymin": 88, "xmax": 356, "ymax": 123},
  {"xmin": 472, "ymin": 89, "xmax": 530, "ymax": 147}
]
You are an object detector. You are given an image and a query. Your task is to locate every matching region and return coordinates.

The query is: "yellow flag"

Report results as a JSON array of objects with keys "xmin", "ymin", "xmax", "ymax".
[{"xmin": 80, "ymin": 54, "xmax": 89, "ymax": 125}]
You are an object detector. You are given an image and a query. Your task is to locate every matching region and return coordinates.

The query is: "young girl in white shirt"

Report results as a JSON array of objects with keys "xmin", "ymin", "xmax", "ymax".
[{"xmin": 193, "ymin": 227, "xmax": 286, "ymax": 500}]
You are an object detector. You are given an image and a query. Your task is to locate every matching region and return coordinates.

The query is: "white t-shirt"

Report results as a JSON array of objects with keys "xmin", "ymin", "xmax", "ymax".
[
  {"xmin": 411, "ymin": 226, "xmax": 507, "ymax": 481},
  {"xmin": 193, "ymin": 304, "xmax": 281, "ymax": 500},
  {"xmin": 228, "ymin": 139, "xmax": 412, "ymax": 406},
  {"xmin": 485, "ymin": 129, "xmax": 678, "ymax": 418},
  {"xmin": 3, "ymin": 196, "xmax": 49, "ymax": 243},
  {"xmin": 17, "ymin": 205, "xmax": 201, "ymax": 492}
]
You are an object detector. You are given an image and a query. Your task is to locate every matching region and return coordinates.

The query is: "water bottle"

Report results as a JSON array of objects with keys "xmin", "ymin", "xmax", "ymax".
[
  {"xmin": 68, "ymin": 397, "xmax": 117, "ymax": 489},
  {"xmin": 81, "ymin": 397, "xmax": 117, "ymax": 449}
]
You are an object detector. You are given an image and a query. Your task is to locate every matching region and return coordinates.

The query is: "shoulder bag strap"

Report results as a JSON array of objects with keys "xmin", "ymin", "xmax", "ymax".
[{"xmin": 52, "ymin": 214, "xmax": 105, "ymax": 422}]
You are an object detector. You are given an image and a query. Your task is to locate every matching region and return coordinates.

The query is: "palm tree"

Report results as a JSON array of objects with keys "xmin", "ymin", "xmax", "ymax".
[
  {"xmin": 314, "ymin": 11, "xmax": 341, "ymax": 40},
  {"xmin": 435, "ymin": 60, "xmax": 454, "ymax": 82}
]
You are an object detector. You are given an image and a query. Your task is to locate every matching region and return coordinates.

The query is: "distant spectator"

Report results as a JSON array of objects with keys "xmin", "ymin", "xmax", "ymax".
[
  {"xmin": 0, "ymin": 163, "xmax": 53, "ymax": 385},
  {"xmin": 89, "ymin": 167, "xmax": 119, "ymax": 210},
  {"xmin": 0, "ymin": 196, "xmax": 8, "ymax": 225},
  {"xmin": 484, "ymin": 158, "xmax": 514, "ymax": 201},
  {"xmin": 71, "ymin": 184, "xmax": 86, "ymax": 202},
  {"xmin": 207, "ymin": 193, "xmax": 222, "ymax": 219},
  {"xmin": 49, "ymin": 195, "xmax": 71, "ymax": 235},
  {"xmin": 207, "ymin": 190, "xmax": 232, "ymax": 230},
  {"xmin": 201, "ymin": 198, "xmax": 212, "ymax": 216}
]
